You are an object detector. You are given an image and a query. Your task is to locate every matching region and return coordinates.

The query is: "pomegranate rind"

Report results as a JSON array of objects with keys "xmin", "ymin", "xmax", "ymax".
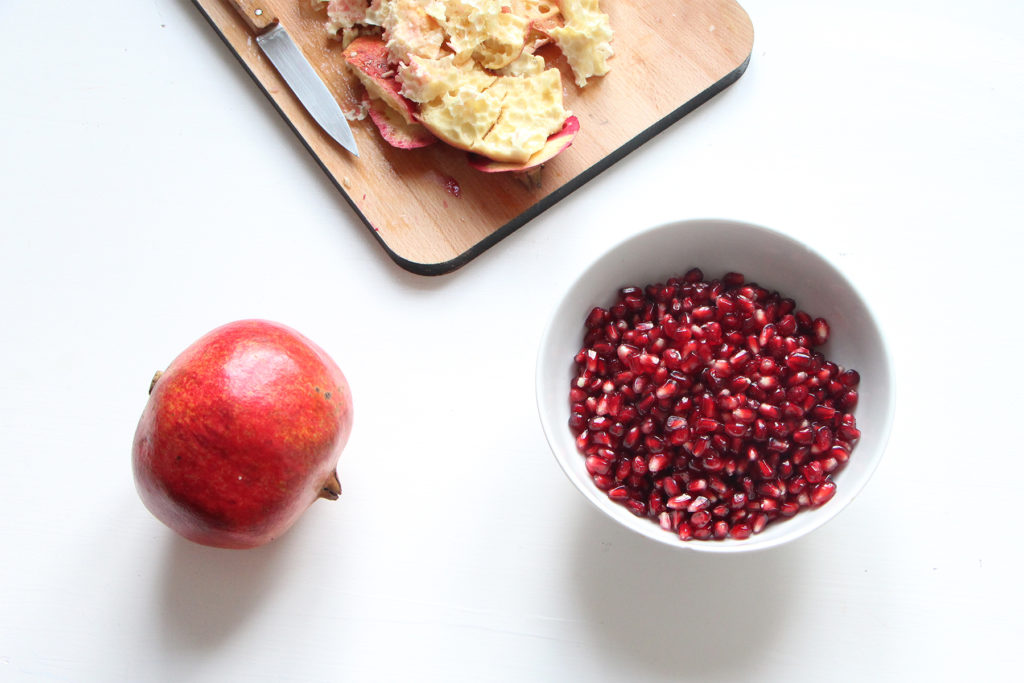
[
  {"xmin": 342, "ymin": 36, "xmax": 418, "ymax": 125},
  {"xmin": 467, "ymin": 115, "xmax": 579, "ymax": 172},
  {"xmin": 365, "ymin": 95, "xmax": 437, "ymax": 149}
]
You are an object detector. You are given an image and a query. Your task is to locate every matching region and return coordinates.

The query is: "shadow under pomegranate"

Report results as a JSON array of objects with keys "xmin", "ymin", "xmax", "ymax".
[{"xmin": 157, "ymin": 530, "xmax": 298, "ymax": 652}]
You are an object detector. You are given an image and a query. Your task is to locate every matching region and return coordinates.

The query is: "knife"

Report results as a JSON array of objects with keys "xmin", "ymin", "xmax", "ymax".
[{"xmin": 227, "ymin": 1, "xmax": 359, "ymax": 156}]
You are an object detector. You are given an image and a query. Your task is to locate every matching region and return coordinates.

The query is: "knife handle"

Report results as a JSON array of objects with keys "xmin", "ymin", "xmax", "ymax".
[{"xmin": 227, "ymin": 0, "xmax": 278, "ymax": 32}]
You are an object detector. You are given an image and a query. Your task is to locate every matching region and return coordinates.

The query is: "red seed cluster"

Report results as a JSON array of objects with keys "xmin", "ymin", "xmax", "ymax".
[{"xmin": 569, "ymin": 268, "xmax": 861, "ymax": 541}]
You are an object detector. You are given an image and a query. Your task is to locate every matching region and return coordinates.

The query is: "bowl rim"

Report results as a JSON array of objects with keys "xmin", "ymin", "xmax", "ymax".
[{"xmin": 535, "ymin": 217, "xmax": 896, "ymax": 554}]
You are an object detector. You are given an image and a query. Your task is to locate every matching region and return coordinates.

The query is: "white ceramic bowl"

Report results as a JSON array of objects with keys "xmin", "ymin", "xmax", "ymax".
[{"xmin": 536, "ymin": 219, "xmax": 894, "ymax": 553}]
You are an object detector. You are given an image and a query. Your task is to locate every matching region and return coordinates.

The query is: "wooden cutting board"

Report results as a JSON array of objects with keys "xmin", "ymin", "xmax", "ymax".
[{"xmin": 192, "ymin": 0, "xmax": 754, "ymax": 275}]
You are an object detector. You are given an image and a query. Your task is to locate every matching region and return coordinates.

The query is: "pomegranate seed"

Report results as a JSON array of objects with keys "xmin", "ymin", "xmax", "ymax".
[
  {"xmin": 663, "ymin": 476, "xmax": 682, "ymax": 497},
  {"xmin": 829, "ymin": 443, "xmax": 850, "ymax": 463},
  {"xmin": 811, "ymin": 318, "xmax": 830, "ymax": 345},
  {"xmin": 569, "ymin": 270, "xmax": 862, "ymax": 541},
  {"xmin": 624, "ymin": 499, "xmax": 648, "ymax": 517},
  {"xmin": 810, "ymin": 481, "xmax": 837, "ymax": 506},
  {"xmin": 614, "ymin": 459, "xmax": 631, "ymax": 481},
  {"xmin": 608, "ymin": 486, "xmax": 629, "ymax": 501},
  {"xmin": 839, "ymin": 389, "xmax": 859, "ymax": 410},
  {"xmin": 723, "ymin": 421, "xmax": 748, "ymax": 438},
  {"xmin": 785, "ymin": 351, "xmax": 813, "ymax": 371},
  {"xmin": 656, "ymin": 380, "xmax": 679, "ymax": 399},
  {"xmin": 838, "ymin": 423, "xmax": 861, "ymax": 442},
  {"xmin": 648, "ymin": 453, "xmax": 670, "ymax": 473},
  {"xmin": 586, "ymin": 455, "xmax": 613, "ymax": 476},
  {"xmin": 690, "ymin": 510, "xmax": 712, "ymax": 528},
  {"xmin": 729, "ymin": 523, "xmax": 752, "ymax": 539},
  {"xmin": 632, "ymin": 455, "xmax": 649, "ymax": 475},
  {"xmin": 811, "ymin": 425, "xmax": 834, "ymax": 454},
  {"xmin": 666, "ymin": 494, "xmax": 694, "ymax": 510},
  {"xmin": 722, "ymin": 272, "xmax": 745, "ymax": 286},
  {"xmin": 810, "ymin": 405, "xmax": 838, "ymax": 422},
  {"xmin": 644, "ymin": 435, "xmax": 665, "ymax": 453},
  {"xmin": 802, "ymin": 460, "xmax": 825, "ymax": 484},
  {"xmin": 839, "ymin": 369, "xmax": 861, "ymax": 387}
]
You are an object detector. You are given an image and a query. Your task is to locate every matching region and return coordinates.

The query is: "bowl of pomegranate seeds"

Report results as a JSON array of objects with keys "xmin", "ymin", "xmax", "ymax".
[{"xmin": 537, "ymin": 219, "xmax": 894, "ymax": 552}]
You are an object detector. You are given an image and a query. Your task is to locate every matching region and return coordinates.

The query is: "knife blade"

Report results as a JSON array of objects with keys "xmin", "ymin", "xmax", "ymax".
[{"xmin": 227, "ymin": 1, "xmax": 358, "ymax": 156}]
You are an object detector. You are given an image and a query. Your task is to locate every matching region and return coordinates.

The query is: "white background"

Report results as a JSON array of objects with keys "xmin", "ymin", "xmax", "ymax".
[{"xmin": 2, "ymin": 1, "xmax": 1022, "ymax": 681}]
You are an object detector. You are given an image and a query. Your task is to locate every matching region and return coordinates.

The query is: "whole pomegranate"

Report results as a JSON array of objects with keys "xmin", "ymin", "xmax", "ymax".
[{"xmin": 132, "ymin": 320, "xmax": 353, "ymax": 549}]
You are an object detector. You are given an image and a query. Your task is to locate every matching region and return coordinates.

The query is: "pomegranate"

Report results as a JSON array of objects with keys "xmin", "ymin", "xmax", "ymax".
[
  {"xmin": 568, "ymin": 269, "xmax": 861, "ymax": 541},
  {"xmin": 132, "ymin": 320, "xmax": 353, "ymax": 549}
]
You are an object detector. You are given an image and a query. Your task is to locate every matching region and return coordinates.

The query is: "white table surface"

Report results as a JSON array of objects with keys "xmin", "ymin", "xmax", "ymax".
[{"xmin": 2, "ymin": 1, "xmax": 1021, "ymax": 681}]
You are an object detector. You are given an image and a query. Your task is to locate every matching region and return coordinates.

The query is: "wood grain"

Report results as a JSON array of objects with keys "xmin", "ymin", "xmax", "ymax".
[{"xmin": 191, "ymin": 0, "xmax": 754, "ymax": 275}]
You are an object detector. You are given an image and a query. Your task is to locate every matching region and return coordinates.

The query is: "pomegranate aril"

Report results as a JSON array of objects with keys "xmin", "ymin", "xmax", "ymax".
[
  {"xmin": 723, "ymin": 421, "xmax": 748, "ymax": 438},
  {"xmin": 730, "ymin": 523, "xmax": 752, "ymax": 540},
  {"xmin": 829, "ymin": 443, "xmax": 850, "ymax": 463},
  {"xmin": 810, "ymin": 481, "xmax": 837, "ymax": 506},
  {"xmin": 839, "ymin": 389, "xmax": 859, "ymax": 410},
  {"xmin": 838, "ymin": 423, "xmax": 861, "ymax": 442},
  {"xmin": 656, "ymin": 380, "xmax": 679, "ymax": 399},
  {"xmin": 614, "ymin": 459, "xmax": 631, "ymax": 482},
  {"xmin": 644, "ymin": 435, "xmax": 665, "ymax": 453},
  {"xmin": 666, "ymin": 493, "xmax": 694, "ymax": 510},
  {"xmin": 802, "ymin": 461, "xmax": 825, "ymax": 484},
  {"xmin": 810, "ymin": 405, "xmax": 838, "ymax": 422},
  {"xmin": 585, "ymin": 307, "xmax": 608, "ymax": 328},
  {"xmin": 586, "ymin": 455, "xmax": 613, "ymax": 476},
  {"xmin": 811, "ymin": 318, "xmax": 830, "ymax": 345},
  {"xmin": 722, "ymin": 271, "xmax": 745, "ymax": 286},
  {"xmin": 625, "ymin": 499, "xmax": 648, "ymax": 517},
  {"xmin": 663, "ymin": 476, "xmax": 682, "ymax": 497},
  {"xmin": 793, "ymin": 426, "xmax": 814, "ymax": 445},
  {"xmin": 686, "ymin": 478, "xmax": 709, "ymax": 494},
  {"xmin": 648, "ymin": 453, "xmax": 671, "ymax": 473},
  {"xmin": 632, "ymin": 455, "xmax": 649, "ymax": 475},
  {"xmin": 811, "ymin": 426, "xmax": 834, "ymax": 454},
  {"xmin": 839, "ymin": 369, "xmax": 861, "ymax": 388},
  {"xmin": 690, "ymin": 510, "xmax": 712, "ymax": 528},
  {"xmin": 571, "ymin": 271, "xmax": 860, "ymax": 542},
  {"xmin": 608, "ymin": 485, "xmax": 629, "ymax": 501},
  {"xmin": 659, "ymin": 512, "xmax": 673, "ymax": 530},
  {"xmin": 785, "ymin": 351, "xmax": 814, "ymax": 371}
]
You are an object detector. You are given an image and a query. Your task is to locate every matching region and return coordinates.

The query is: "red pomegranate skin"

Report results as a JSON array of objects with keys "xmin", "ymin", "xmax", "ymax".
[{"xmin": 132, "ymin": 320, "xmax": 353, "ymax": 549}]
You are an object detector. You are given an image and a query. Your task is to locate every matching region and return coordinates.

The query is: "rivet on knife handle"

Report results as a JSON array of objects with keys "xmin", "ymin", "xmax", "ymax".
[{"xmin": 228, "ymin": 1, "xmax": 278, "ymax": 31}]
